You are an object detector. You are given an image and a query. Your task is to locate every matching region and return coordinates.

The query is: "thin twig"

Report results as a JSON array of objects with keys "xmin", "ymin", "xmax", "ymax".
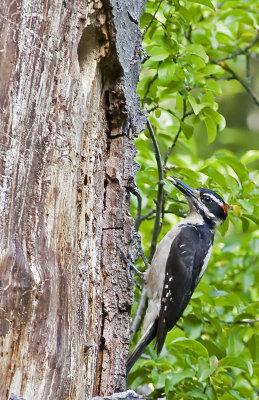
[
  {"xmin": 130, "ymin": 287, "xmax": 147, "ymax": 340},
  {"xmin": 164, "ymin": 126, "xmax": 182, "ymax": 167},
  {"xmin": 136, "ymin": 210, "xmax": 155, "ymax": 229},
  {"xmin": 135, "ymin": 191, "xmax": 143, "ymax": 232},
  {"xmin": 163, "ymin": 101, "xmax": 193, "ymax": 167},
  {"xmin": 147, "ymin": 118, "xmax": 165, "ymax": 261},
  {"xmin": 215, "ymin": 31, "xmax": 259, "ymax": 62},
  {"xmin": 147, "ymin": 105, "xmax": 159, "ymax": 113},
  {"xmin": 142, "ymin": 0, "xmax": 164, "ymax": 39},
  {"xmin": 136, "ymin": 235, "xmax": 150, "ymax": 270},
  {"xmin": 211, "ymin": 75, "xmax": 235, "ymax": 81},
  {"xmin": 211, "ymin": 59, "xmax": 259, "ymax": 107},
  {"xmin": 136, "ymin": 207, "xmax": 187, "ymax": 230},
  {"xmin": 142, "ymin": 73, "xmax": 158, "ymax": 108},
  {"xmin": 204, "ymin": 317, "xmax": 259, "ymax": 326},
  {"xmin": 246, "ymin": 54, "xmax": 251, "ymax": 80},
  {"xmin": 129, "ymin": 236, "xmax": 150, "ymax": 338},
  {"xmin": 226, "ymin": 318, "xmax": 259, "ymax": 325}
]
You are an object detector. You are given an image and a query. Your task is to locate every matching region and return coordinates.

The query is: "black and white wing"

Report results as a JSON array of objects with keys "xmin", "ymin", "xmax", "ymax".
[{"xmin": 155, "ymin": 224, "xmax": 213, "ymax": 353}]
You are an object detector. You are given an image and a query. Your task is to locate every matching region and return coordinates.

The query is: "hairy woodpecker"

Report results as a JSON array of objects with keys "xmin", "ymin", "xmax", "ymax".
[{"xmin": 127, "ymin": 177, "xmax": 228, "ymax": 374}]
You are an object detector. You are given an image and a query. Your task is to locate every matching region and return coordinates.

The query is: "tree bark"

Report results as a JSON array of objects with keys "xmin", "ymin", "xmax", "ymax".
[{"xmin": 0, "ymin": 1, "xmax": 146, "ymax": 399}]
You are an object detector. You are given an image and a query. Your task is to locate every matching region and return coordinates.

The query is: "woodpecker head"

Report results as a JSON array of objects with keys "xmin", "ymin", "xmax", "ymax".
[{"xmin": 167, "ymin": 177, "xmax": 228, "ymax": 228}]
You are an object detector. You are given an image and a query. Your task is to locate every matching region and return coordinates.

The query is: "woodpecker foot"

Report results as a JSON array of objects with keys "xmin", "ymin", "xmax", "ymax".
[
  {"xmin": 129, "ymin": 263, "xmax": 145, "ymax": 280},
  {"xmin": 118, "ymin": 248, "xmax": 145, "ymax": 281}
]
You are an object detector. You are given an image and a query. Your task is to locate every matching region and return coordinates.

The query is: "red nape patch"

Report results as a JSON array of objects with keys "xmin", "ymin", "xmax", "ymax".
[{"xmin": 221, "ymin": 204, "xmax": 228, "ymax": 214}]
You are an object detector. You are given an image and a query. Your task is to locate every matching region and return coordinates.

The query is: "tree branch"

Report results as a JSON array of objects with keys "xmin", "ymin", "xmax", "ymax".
[
  {"xmin": 130, "ymin": 287, "xmax": 147, "ymax": 340},
  {"xmin": 142, "ymin": 73, "xmax": 158, "ymax": 108},
  {"xmin": 211, "ymin": 59, "xmax": 259, "ymax": 107},
  {"xmin": 142, "ymin": 0, "xmax": 164, "ymax": 39},
  {"xmin": 134, "ymin": 191, "xmax": 143, "ymax": 232},
  {"xmin": 147, "ymin": 118, "xmax": 165, "ymax": 261},
  {"xmin": 163, "ymin": 101, "xmax": 193, "ymax": 167},
  {"xmin": 130, "ymin": 118, "xmax": 165, "ymax": 338},
  {"xmin": 226, "ymin": 318, "xmax": 259, "ymax": 326},
  {"xmin": 215, "ymin": 31, "xmax": 259, "ymax": 62},
  {"xmin": 204, "ymin": 317, "xmax": 259, "ymax": 326},
  {"xmin": 163, "ymin": 126, "xmax": 182, "ymax": 168}
]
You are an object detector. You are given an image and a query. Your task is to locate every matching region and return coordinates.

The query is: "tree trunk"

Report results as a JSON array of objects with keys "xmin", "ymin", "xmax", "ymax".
[{"xmin": 0, "ymin": 1, "xmax": 146, "ymax": 399}]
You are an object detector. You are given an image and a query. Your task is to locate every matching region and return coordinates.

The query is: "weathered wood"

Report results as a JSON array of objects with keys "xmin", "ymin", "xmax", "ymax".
[
  {"xmin": 0, "ymin": 0, "xmax": 146, "ymax": 398},
  {"xmin": 93, "ymin": 389, "xmax": 145, "ymax": 400}
]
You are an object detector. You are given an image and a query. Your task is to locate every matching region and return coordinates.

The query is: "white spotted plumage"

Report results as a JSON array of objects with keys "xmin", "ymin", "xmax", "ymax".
[{"xmin": 126, "ymin": 178, "xmax": 227, "ymax": 375}]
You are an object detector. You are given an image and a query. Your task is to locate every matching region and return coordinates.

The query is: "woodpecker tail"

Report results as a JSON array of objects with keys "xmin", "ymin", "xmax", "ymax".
[{"xmin": 126, "ymin": 321, "xmax": 157, "ymax": 375}]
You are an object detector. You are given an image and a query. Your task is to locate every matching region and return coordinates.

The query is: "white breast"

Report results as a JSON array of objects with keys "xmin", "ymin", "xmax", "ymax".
[
  {"xmin": 142, "ymin": 223, "xmax": 182, "ymax": 334},
  {"xmin": 198, "ymin": 245, "xmax": 212, "ymax": 281}
]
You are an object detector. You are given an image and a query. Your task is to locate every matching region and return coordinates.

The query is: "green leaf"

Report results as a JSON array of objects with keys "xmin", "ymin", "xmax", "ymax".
[
  {"xmin": 198, "ymin": 357, "xmax": 218, "ymax": 382},
  {"xmin": 188, "ymin": 95, "xmax": 204, "ymax": 115},
  {"xmin": 205, "ymin": 115, "xmax": 217, "ymax": 143},
  {"xmin": 165, "ymin": 327, "xmax": 185, "ymax": 345},
  {"xmin": 204, "ymin": 108, "xmax": 226, "ymax": 131},
  {"xmin": 214, "ymin": 151, "xmax": 249, "ymax": 182},
  {"xmin": 165, "ymin": 369, "xmax": 196, "ymax": 392},
  {"xmin": 183, "ymin": 315, "xmax": 203, "ymax": 339},
  {"xmin": 140, "ymin": 12, "xmax": 154, "ymax": 27},
  {"xmin": 199, "ymin": 165, "xmax": 227, "ymax": 188},
  {"xmin": 152, "ymin": 369, "xmax": 166, "ymax": 389},
  {"xmin": 132, "ymin": 1, "xmax": 259, "ymax": 397},
  {"xmin": 219, "ymin": 356, "xmax": 253, "ymax": 376},
  {"xmin": 170, "ymin": 337, "xmax": 209, "ymax": 357},
  {"xmin": 180, "ymin": 121, "xmax": 194, "ymax": 139},
  {"xmin": 240, "ymin": 150, "xmax": 259, "ymax": 165},
  {"xmin": 158, "ymin": 61, "xmax": 176, "ymax": 83},
  {"xmin": 149, "ymin": 46, "xmax": 170, "ymax": 61},
  {"xmin": 187, "ymin": 0, "xmax": 216, "ymax": 11},
  {"xmin": 202, "ymin": 65, "xmax": 225, "ymax": 76},
  {"xmin": 185, "ymin": 43, "xmax": 209, "ymax": 62},
  {"xmin": 248, "ymin": 334, "xmax": 259, "ymax": 362},
  {"xmin": 238, "ymin": 199, "xmax": 254, "ymax": 214},
  {"xmin": 206, "ymin": 79, "xmax": 222, "ymax": 96}
]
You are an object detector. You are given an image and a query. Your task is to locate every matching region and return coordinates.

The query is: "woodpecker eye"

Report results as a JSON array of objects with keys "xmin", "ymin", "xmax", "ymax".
[{"xmin": 203, "ymin": 196, "xmax": 212, "ymax": 203}]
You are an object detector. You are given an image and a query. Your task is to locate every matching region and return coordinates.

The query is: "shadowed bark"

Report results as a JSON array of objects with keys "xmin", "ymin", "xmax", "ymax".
[{"xmin": 0, "ymin": 0, "xmax": 146, "ymax": 398}]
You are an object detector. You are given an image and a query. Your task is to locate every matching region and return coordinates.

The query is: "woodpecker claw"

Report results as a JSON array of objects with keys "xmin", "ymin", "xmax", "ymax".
[
  {"xmin": 130, "ymin": 264, "xmax": 145, "ymax": 280},
  {"xmin": 118, "ymin": 248, "xmax": 145, "ymax": 281}
]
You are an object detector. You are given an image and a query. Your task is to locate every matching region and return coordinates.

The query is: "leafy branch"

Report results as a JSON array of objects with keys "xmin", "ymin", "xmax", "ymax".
[
  {"xmin": 163, "ymin": 101, "xmax": 194, "ymax": 167},
  {"xmin": 210, "ymin": 31, "xmax": 259, "ymax": 107},
  {"xmin": 212, "ymin": 59, "xmax": 259, "ymax": 107},
  {"xmin": 214, "ymin": 31, "xmax": 259, "ymax": 62},
  {"xmin": 147, "ymin": 117, "xmax": 165, "ymax": 261},
  {"xmin": 142, "ymin": 0, "xmax": 164, "ymax": 39}
]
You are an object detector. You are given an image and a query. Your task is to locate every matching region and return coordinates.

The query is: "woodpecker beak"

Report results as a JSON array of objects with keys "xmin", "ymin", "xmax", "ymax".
[{"xmin": 166, "ymin": 177, "xmax": 199, "ymax": 200}]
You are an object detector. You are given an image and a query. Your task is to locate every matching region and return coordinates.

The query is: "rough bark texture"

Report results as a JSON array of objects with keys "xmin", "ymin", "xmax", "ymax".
[
  {"xmin": 93, "ymin": 389, "xmax": 145, "ymax": 400},
  {"xmin": 0, "ymin": 0, "xmax": 146, "ymax": 399}
]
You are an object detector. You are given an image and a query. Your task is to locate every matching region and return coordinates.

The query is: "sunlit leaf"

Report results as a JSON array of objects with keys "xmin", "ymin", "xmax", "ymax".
[
  {"xmin": 158, "ymin": 61, "xmax": 176, "ymax": 83},
  {"xmin": 187, "ymin": 0, "xmax": 216, "ymax": 11},
  {"xmin": 149, "ymin": 46, "xmax": 170, "ymax": 61}
]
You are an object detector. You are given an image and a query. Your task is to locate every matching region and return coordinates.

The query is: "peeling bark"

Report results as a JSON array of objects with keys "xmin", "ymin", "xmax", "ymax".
[{"xmin": 0, "ymin": 0, "xmax": 146, "ymax": 399}]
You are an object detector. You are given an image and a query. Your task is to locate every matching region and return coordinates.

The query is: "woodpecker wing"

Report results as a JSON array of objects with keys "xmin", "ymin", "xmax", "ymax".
[{"xmin": 155, "ymin": 224, "xmax": 213, "ymax": 353}]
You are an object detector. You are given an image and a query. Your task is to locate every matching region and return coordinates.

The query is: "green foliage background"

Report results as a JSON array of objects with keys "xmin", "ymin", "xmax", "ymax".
[{"xmin": 128, "ymin": 0, "xmax": 259, "ymax": 399}]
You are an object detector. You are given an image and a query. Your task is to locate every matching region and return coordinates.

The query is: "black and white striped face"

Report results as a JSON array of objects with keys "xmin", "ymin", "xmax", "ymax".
[
  {"xmin": 167, "ymin": 177, "xmax": 228, "ymax": 228},
  {"xmin": 197, "ymin": 188, "xmax": 228, "ymax": 226}
]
